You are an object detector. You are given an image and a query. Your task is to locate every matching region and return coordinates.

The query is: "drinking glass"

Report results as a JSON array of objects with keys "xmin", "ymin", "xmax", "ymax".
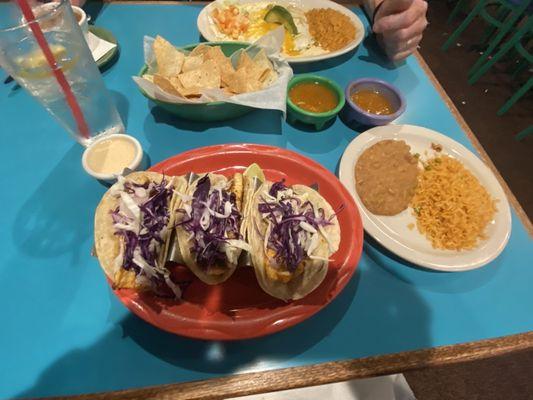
[{"xmin": 0, "ymin": 0, "xmax": 124, "ymax": 146}]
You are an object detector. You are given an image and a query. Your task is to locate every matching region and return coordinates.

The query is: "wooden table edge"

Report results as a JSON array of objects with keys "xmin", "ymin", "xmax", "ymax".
[
  {"xmin": 40, "ymin": 2, "xmax": 531, "ymax": 399},
  {"xmin": 49, "ymin": 331, "xmax": 533, "ymax": 400}
]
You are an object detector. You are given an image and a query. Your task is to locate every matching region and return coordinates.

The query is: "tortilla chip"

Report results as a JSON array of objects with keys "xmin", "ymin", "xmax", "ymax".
[
  {"xmin": 253, "ymin": 50, "xmax": 273, "ymax": 71},
  {"xmin": 225, "ymin": 69, "xmax": 261, "ymax": 94},
  {"xmin": 177, "ymin": 86, "xmax": 204, "ymax": 98},
  {"xmin": 246, "ymin": 63, "xmax": 270, "ymax": 84},
  {"xmin": 237, "ymin": 51, "xmax": 254, "ymax": 71},
  {"xmin": 179, "ymin": 59, "xmax": 221, "ymax": 90},
  {"xmin": 205, "ymin": 46, "xmax": 226, "ymax": 62},
  {"xmin": 253, "ymin": 49, "xmax": 277, "ymax": 86},
  {"xmin": 204, "ymin": 46, "xmax": 235, "ymax": 86},
  {"xmin": 153, "ymin": 35, "xmax": 185, "ymax": 77},
  {"xmin": 142, "ymin": 74, "xmax": 155, "ymax": 83},
  {"xmin": 206, "ymin": 46, "xmax": 235, "ymax": 86},
  {"xmin": 189, "ymin": 43, "xmax": 210, "ymax": 57},
  {"xmin": 182, "ymin": 55, "xmax": 204, "ymax": 73},
  {"xmin": 153, "ymin": 75, "xmax": 201, "ymax": 98},
  {"xmin": 154, "ymin": 74, "xmax": 181, "ymax": 96},
  {"xmin": 230, "ymin": 51, "xmax": 275, "ymax": 92}
]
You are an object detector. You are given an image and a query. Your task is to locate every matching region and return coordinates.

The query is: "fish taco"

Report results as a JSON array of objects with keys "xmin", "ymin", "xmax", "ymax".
[
  {"xmin": 174, "ymin": 172, "xmax": 250, "ymax": 284},
  {"xmin": 248, "ymin": 178, "xmax": 341, "ymax": 301},
  {"xmin": 94, "ymin": 171, "xmax": 187, "ymax": 297}
]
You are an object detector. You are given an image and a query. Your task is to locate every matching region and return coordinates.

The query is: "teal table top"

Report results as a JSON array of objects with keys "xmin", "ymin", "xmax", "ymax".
[{"xmin": 0, "ymin": 4, "xmax": 532, "ymax": 399}]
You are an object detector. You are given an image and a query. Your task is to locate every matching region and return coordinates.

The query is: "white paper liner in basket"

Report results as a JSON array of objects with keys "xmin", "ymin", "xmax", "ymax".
[{"xmin": 132, "ymin": 27, "xmax": 293, "ymax": 115}]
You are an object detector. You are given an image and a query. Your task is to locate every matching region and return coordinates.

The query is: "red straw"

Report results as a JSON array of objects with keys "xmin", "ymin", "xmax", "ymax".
[{"xmin": 16, "ymin": 0, "xmax": 90, "ymax": 139}]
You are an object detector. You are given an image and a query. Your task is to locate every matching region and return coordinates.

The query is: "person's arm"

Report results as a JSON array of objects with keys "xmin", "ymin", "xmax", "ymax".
[{"xmin": 364, "ymin": 0, "xmax": 428, "ymax": 62}]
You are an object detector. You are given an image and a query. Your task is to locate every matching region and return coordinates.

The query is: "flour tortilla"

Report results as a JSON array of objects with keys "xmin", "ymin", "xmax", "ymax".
[
  {"xmin": 175, "ymin": 173, "xmax": 244, "ymax": 285},
  {"xmin": 94, "ymin": 171, "xmax": 187, "ymax": 290},
  {"xmin": 248, "ymin": 183, "xmax": 341, "ymax": 301}
]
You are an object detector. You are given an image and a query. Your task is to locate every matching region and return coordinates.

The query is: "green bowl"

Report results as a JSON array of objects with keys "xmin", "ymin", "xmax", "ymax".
[
  {"xmin": 287, "ymin": 75, "xmax": 346, "ymax": 131},
  {"xmin": 138, "ymin": 41, "xmax": 254, "ymax": 122}
]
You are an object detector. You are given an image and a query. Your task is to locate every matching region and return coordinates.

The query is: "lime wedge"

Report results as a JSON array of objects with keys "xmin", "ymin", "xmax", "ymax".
[
  {"xmin": 264, "ymin": 5, "xmax": 298, "ymax": 35},
  {"xmin": 244, "ymin": 163, "xmax": 266, "ymax": 184}
]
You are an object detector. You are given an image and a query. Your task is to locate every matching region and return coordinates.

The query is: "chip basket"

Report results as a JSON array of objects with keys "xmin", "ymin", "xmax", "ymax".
[{"xmin": 137, "ymin": 41, "xmax": 258, "ymax": 122}]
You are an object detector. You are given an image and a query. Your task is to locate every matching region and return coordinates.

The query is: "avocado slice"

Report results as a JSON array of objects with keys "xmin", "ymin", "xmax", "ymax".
[{"xmin": 264, "ymin": 5, "xmax": 298, "ymax": 35}]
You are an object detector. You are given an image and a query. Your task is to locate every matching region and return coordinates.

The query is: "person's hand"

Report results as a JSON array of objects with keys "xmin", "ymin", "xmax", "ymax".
[
  {"xmin": 69, "ymin": 0, "xmax": 86, "ymax": 7},
  {"xmin": 373, "ymin": 0, "xmax": 428, "ymax": 62}
]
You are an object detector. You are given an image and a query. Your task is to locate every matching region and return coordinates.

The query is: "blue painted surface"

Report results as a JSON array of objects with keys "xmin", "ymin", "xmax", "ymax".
[{"xmin": 0, "ymin": 4, "xmax": 531, "ymax": 398}]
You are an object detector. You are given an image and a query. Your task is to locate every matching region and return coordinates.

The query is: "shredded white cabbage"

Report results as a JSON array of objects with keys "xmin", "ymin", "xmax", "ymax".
[
  {"xmin": 299, "ymin": 221, "xmax": 317, "ymax": 234},
  {"xmin": 183, "ymin": 203, "xmax": 192, "ymax": 217},
  {"xmin": 132, "ymin": 249, "xmax": 156, "ymax": 278},
  {"xmin": 113, "ymin": 223, "xmax": 138, "ymax": 232},
  {"xmin": 200, "ymin": 200, "xmax": 232, "ymax": 219},
  {"xmin": 226, "ymin": 239, "xmax": 252, "ymax": 253},
  {"xmin": 306, "ymin": 234, "xmax": 320, "ymax": 257},
  {"xmin": 120, "ymin": 192, "xmax": 141, "ymax": 225},
  {"xmin": 318, "ymin": 225, "xmax": 335, "ymax": 253},
  {"xmin": 110, "ymin": 175, "xmax": 126, "ymax": 196},
  {"xmin": 165, "ymin": 275, "xmax": 182, "ymax": 298},
  {"xmin": 134, "ymin": 187, "xmax": 147, "ymax": 199},
  {"xmin": 174, "ymin": 190, "xmax": 193, "ymax": 202},
  {"xmin": 200, "ymin": 208, "xmax": 211, "ymax": 230}
]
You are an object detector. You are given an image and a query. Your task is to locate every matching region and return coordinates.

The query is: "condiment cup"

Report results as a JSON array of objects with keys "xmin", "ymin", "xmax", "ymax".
[
  {"xmin": 71, "ymin": 5, "xmax": 90, "ymax": 39},
  {"xmin": 29, "ymin": 3, "xmax": 90, "ymax": 39},
  {"xmin": 82, "ymin": 134, "xmax": 143, "ymax": 182},
  {"xmin": 287, "ymin": 75, "xmax": 345, "ymax": 131},
  {"xmin": 344, "ymin": 79, "xmax": 406, "ymax": 126}
]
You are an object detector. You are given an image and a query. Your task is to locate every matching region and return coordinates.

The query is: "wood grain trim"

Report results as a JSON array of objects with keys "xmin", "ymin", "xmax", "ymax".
[
  {"xmin": 414, "ymin": 52, "xmax": 533, "ymax": 237},
  {"xmin": 51, "ymin": 331, "xmax": 533, "ymax": 400}
]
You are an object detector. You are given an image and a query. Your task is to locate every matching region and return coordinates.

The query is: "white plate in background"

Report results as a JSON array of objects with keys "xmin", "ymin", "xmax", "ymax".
[{"xmin": 197, "ymin": 0, "xmax": 365, "ymax": 63}]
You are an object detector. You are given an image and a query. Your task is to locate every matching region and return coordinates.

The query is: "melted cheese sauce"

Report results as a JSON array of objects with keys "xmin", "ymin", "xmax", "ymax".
[{"xmin": 86, "ymin": 136, "xmax": 137, "ymax": 175}]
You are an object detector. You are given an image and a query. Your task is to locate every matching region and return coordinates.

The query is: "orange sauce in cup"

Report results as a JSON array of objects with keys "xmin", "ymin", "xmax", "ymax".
[
  {"xmin": 351, "ymin": 89, "xmax": 394, "ymax": 115},
  {"xmin": 289, "ymin": 81, "xmax": 338, "ymax": 113}
]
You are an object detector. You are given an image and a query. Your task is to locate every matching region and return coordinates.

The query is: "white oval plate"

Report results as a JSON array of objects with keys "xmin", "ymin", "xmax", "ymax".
[
  {"xmin": 339, "ymin": 124, "xmax": 512, "ymax": 271},
  {"xmin": 197, "ymin": 0, "xmax": 365, "ymax": 64}
]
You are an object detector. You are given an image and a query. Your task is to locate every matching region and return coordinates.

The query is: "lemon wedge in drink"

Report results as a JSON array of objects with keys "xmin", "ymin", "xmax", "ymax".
[{"xmin": 16, "ymin": 44, "xmax": 77, "ymax": 79}]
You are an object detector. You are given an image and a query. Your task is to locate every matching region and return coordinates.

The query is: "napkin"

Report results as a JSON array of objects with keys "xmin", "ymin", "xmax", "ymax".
[
  {"xmin": 227, "ymin": 374, "xmax": 416, "ymax": 400},
  {"xmin": 87, "ymin": 31, "xmax": 117, "ymax": 62}
]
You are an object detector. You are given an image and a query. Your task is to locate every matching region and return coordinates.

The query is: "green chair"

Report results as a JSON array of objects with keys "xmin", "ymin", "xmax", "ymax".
[
  {"xmin": 448, "ymin": 0, "xmax": 470, "ymax": 24},
  {"xmin": 515, "ymin": 125, "xmax": 532, "ymax": 140},
  {"xmin": 442, "ymin": 0, "xmax": 531, "ymax": 63},
  {"xmin": 468, "ymin": 16, "xmax": 532, "ymax": 116}
]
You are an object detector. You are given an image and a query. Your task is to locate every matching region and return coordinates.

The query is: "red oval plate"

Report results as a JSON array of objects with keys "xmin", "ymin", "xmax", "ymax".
[{"xmin": 112, "ymin": 144, "xmax": 363, "ymax": 340}]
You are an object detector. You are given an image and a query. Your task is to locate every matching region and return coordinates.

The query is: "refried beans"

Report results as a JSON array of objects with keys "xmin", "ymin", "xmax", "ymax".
[{"xmin": 355, "ymin": 140, "xmax": 420, "ymax": 216}]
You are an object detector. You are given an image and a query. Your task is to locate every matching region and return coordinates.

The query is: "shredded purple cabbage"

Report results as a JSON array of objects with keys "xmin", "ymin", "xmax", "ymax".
[
  {"xmin": 111, "ymin": 179, "xmax": 175, "ymax": 295},
  {"xmin": 269, "ymin": 179, "xmax": 287, "ymax": 197},
  {"xmin": 176, "ymin": 175, "xmax": 241, "ymax": 269},
  {"xmin": 259, "ymin": 181, "xmax": 333, "ymax": 272}
]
